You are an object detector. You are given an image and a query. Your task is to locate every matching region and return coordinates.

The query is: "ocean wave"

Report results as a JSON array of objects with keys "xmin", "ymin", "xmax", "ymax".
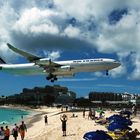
[{"xmin": 0, "ymin": 121, "xmax": 9, "ymax": 125}]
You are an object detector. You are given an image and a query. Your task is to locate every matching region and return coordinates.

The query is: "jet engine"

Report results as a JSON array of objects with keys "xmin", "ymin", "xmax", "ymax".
[{"xmin": 60, "ymin": 65, "xmax": 71, "ymax": 71}]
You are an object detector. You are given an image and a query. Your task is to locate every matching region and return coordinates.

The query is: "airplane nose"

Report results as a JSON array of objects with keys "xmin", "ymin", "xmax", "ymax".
[{"xmin": 116, "ymin": 61, "xmax": 121, "ymax": 67}]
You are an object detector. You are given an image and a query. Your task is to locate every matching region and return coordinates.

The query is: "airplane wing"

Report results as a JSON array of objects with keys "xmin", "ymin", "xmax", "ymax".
[
  {"xmin": 7, "ymin": 43, "xmax": 41, "ymax": 62},
  {"xmin": 7, "ymin": 43, "xmax": 62, "ymax": 68}
]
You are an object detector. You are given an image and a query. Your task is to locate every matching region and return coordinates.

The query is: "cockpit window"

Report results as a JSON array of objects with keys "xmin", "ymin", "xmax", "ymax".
[{"xmin": 114, "ymin": 60, "xmax": 119, "ymax": 62}]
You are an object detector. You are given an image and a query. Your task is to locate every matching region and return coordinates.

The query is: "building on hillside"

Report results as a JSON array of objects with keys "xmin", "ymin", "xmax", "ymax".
[
  {"xmin": 122, "ymin": 92, "xmax": 134, "ymax": 101},
  {"xmin": 89, "ymin": 92, "xmax": 122, "ymax": 102},
  {"xmin": 55, "ymin": 92, "xmax": 74, "ymax": 105},
  {"xmin": 89, "ymin": 91, "xmax": 140, "ymax": 107},
  {"xmin": 122, "ymin": 92, "xmax": 140, "ymax": 106},
  {"xmin": 7, "ymin": 85, "xmax": 76, "ymax": 105},
  {"xmin": 89, "ymin": 91, "xmax": 123, "ymax": 107}
]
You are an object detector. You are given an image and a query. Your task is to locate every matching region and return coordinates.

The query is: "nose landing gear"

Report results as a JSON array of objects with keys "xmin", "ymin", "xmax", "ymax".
[{"xmin": 106, "ymin": 70, "xmax": 109, "ymax": 76}]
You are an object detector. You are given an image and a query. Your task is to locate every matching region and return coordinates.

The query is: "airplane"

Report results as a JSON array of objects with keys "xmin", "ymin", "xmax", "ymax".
[{"xmin": 0, "ymin": 43, "xmax": 121, "ymax": 82}]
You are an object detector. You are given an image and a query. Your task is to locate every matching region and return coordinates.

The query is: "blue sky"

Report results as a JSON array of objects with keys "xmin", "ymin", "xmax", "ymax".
[{"xmin": 0, "ymin": 0, "xmax": 140, "ymax": 97}]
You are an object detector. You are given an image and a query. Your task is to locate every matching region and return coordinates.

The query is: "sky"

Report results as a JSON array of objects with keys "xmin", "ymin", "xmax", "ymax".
[{"xmin": 0, "ymin": 0, "xmax": 140, "ymax": 97}]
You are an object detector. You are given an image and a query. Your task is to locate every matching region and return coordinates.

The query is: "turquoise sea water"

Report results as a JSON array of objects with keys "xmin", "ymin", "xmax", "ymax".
[{"xmin": 0, "ymin": 107, "xmax": 30, "ymax": 125}]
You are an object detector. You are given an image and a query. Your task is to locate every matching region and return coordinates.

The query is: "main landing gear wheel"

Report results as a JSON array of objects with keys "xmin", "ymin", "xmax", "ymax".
[
  {"xmin": 46, "ymin": 73, "xmax": 53, "ymax": 80},
  {"xmin": 53, "ymin": 75, "xmax": 57, "ymax": 81},
  {"xmin": 51, "ymin": 79, "xmax": 54, "ymax": 82},
  {"xmin": 106, "ymin": 70, "xmax": 109, "ymax": 76},
  {"xmin": 46, "ymin": 74, "xmax": 57, "ymax": 82}
]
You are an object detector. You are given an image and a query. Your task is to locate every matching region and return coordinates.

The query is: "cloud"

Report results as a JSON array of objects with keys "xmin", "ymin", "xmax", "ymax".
[
  {"xmin": 58, "ymin": 78, "xmax": 96, "ymax": 82},
  {"xmin": 13, "ymin": 7, "xmax": 60, "ymax": 35},
  {"xmin": 128, "ymin": 54, "xmax": 140, "ymax": 80},
  {"xmin": 9, "ymin": 6, "xmax": 91, "ymax": 52},
  {"xmin": 95, "ymin": 10, "xmax": 140, "ymax": 53},
  {"xmin": 110, "ymin": 65, "xmax": 126, "ymax": 78},
  {"xmin": 64, "ymin": 25, "xmax": 80, "ymax": 38},
  {"xmin": 93, "ymin": 72, "xmax": 104, "ymax": 77},
  {"xmin": 0, "ymin": 0, "xmax": 140, "ymax": 79},
  {"xmin": 47, "ymin": 51, "xmax": 61, "ymax": 60},
  {"xmin": 96, "ymin": 84, "xmax": 125, "ymax": 88},
  {"xmin": 94, "ymin": 9, "xmax": 140, "ymax": 79}
]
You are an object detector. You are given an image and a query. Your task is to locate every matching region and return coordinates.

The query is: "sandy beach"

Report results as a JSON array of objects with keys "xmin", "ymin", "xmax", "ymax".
[{"xmin": 6, "ymin": 107, "xmax": 140, "ymax": 140}]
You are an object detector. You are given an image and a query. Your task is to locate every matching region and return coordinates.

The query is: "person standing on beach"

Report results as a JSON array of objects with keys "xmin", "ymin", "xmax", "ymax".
[
  {"xmin": 134, "ymin": 105, "xmax": 137, "ymax": 116},
  {"xmin": 4, "ymin": 126, "xmax": 10, "ymax": 140},
  {"xmin": 132, "ymin": 105, "xmax": 137, "ymax": 116},
  {"xmin": 83, "ymin": 109, "xmax": 86, "ymax": 118},
  {"xmin": 0, "ymin": 126, "xmax": 5, "ymax": 140},
  {"xmin": 19, "ymin": 121, "xmax": 27, "ymax": 140},
  {"xmin": 12, "ymin": 124, "xmax": 18, "ymax": 140},
  {"xmin": 66, "ymin": 106, "xmax": 68, "ymax": 112},
  {"xmin": 44, "ymin": 115, "xmax": 48, "ymax": 125},
  {"xmin": 88, "ymin": 109, "xmax": 92, "ymax": 119},
  {"xmin": 60, "ymin": 114, "xmax": 68, "ymax": 136}
]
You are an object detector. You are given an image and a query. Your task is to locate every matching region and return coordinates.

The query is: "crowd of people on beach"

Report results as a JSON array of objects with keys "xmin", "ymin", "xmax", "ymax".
[
  {"xmin": 0, "ymin": 121, "xmax": 27, "ymax": 140},
  {"xmin": 0, "ymin": 105, "xmax": 139, "ymax": 140},
  {"xmin": 82, "ymin": 106, "xmax": 140, "ymax": 140},
  {"xmin": 57, "ymin": 105, "xmax": 139, "ymax": 139}
]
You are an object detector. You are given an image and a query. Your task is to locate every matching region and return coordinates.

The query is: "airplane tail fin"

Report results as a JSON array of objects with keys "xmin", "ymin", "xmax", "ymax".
[{"xmin": 0, "ymin": 57, "xmax": 6, "ymax": 64}]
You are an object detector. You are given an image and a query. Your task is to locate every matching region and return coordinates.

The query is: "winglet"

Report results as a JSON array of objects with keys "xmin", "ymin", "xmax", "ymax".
[{"xmin": 7, "ymin": 43, "xmax": 41, "ymax": 62}]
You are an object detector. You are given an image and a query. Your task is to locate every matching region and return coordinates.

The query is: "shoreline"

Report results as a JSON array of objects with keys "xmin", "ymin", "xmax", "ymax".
[{"xmin": 0, "ymin": 105, "xmax": 46, "ymax": 128}]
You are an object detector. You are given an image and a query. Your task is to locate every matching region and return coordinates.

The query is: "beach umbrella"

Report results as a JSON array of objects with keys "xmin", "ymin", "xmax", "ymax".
[
  {"xmin": 96, "ymin": 109, "xmax": 105, "ymax": 113},
  {"xmin": 83, "ymin": 130, "xmax": 113, "ymax": 140},
  {"xmin": 111, "ymin": 119, "xmax": 132, "ymax": 126},
  {"xmin": 120, "ymin": 110, "xmax": 132, "ymax": 115},
  {"xmin": 109, "ymin": 118, "xmax": 132, "ymax": 126},
  {"xmin": 108, "ymin": 115, "xmax": 124, "ymax": 120},
  {"xmin": 107, "ymin": 122, "xmax": 132, "ymax": 131},
  {"xmin": 108, "ymin": 115, "xmax": 132, "ymax": 125},
  {"xmin": 108, "ymin": 115, "xmax": 129, "ymax": 121}
]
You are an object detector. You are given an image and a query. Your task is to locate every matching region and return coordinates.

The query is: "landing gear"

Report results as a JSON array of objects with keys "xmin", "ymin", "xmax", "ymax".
[
  {"xmin": 46, "ymin": 74, "xmax": 57, "ymax": 82},
  {"xmin": 106, "ymin": 70, "xmax": 109, "ymax": 76},
  {"xmin": 46, "ymin": 73, "xmax": 53, "ymax": 80},
  {"xmin": 51, "ymin": 79, "xmax": 54, "ymax": 83},
  {"xmin": 53, "ymin": 75, "xmax": 58, "ymax": 81},
  {"xmin": 46, "ymin": 77, "xmax": 51, "ymax": 80}
]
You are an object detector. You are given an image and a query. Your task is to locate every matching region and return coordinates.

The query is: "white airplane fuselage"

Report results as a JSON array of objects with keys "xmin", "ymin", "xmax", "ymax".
[{"xmin": 0, "ymin": 58, "xmax": 121, "ymax": 77}]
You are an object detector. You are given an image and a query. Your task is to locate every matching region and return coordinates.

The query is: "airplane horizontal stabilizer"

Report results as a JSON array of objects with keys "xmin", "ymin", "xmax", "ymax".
[{"xmin": 7, "ymin": 43, "xmax": 41, "ymax": 62}]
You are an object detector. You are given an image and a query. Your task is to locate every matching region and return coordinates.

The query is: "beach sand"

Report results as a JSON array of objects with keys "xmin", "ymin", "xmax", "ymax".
[{"xmin": 8, "ymin": 107, "xmax": 140, "ymax": 140}]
